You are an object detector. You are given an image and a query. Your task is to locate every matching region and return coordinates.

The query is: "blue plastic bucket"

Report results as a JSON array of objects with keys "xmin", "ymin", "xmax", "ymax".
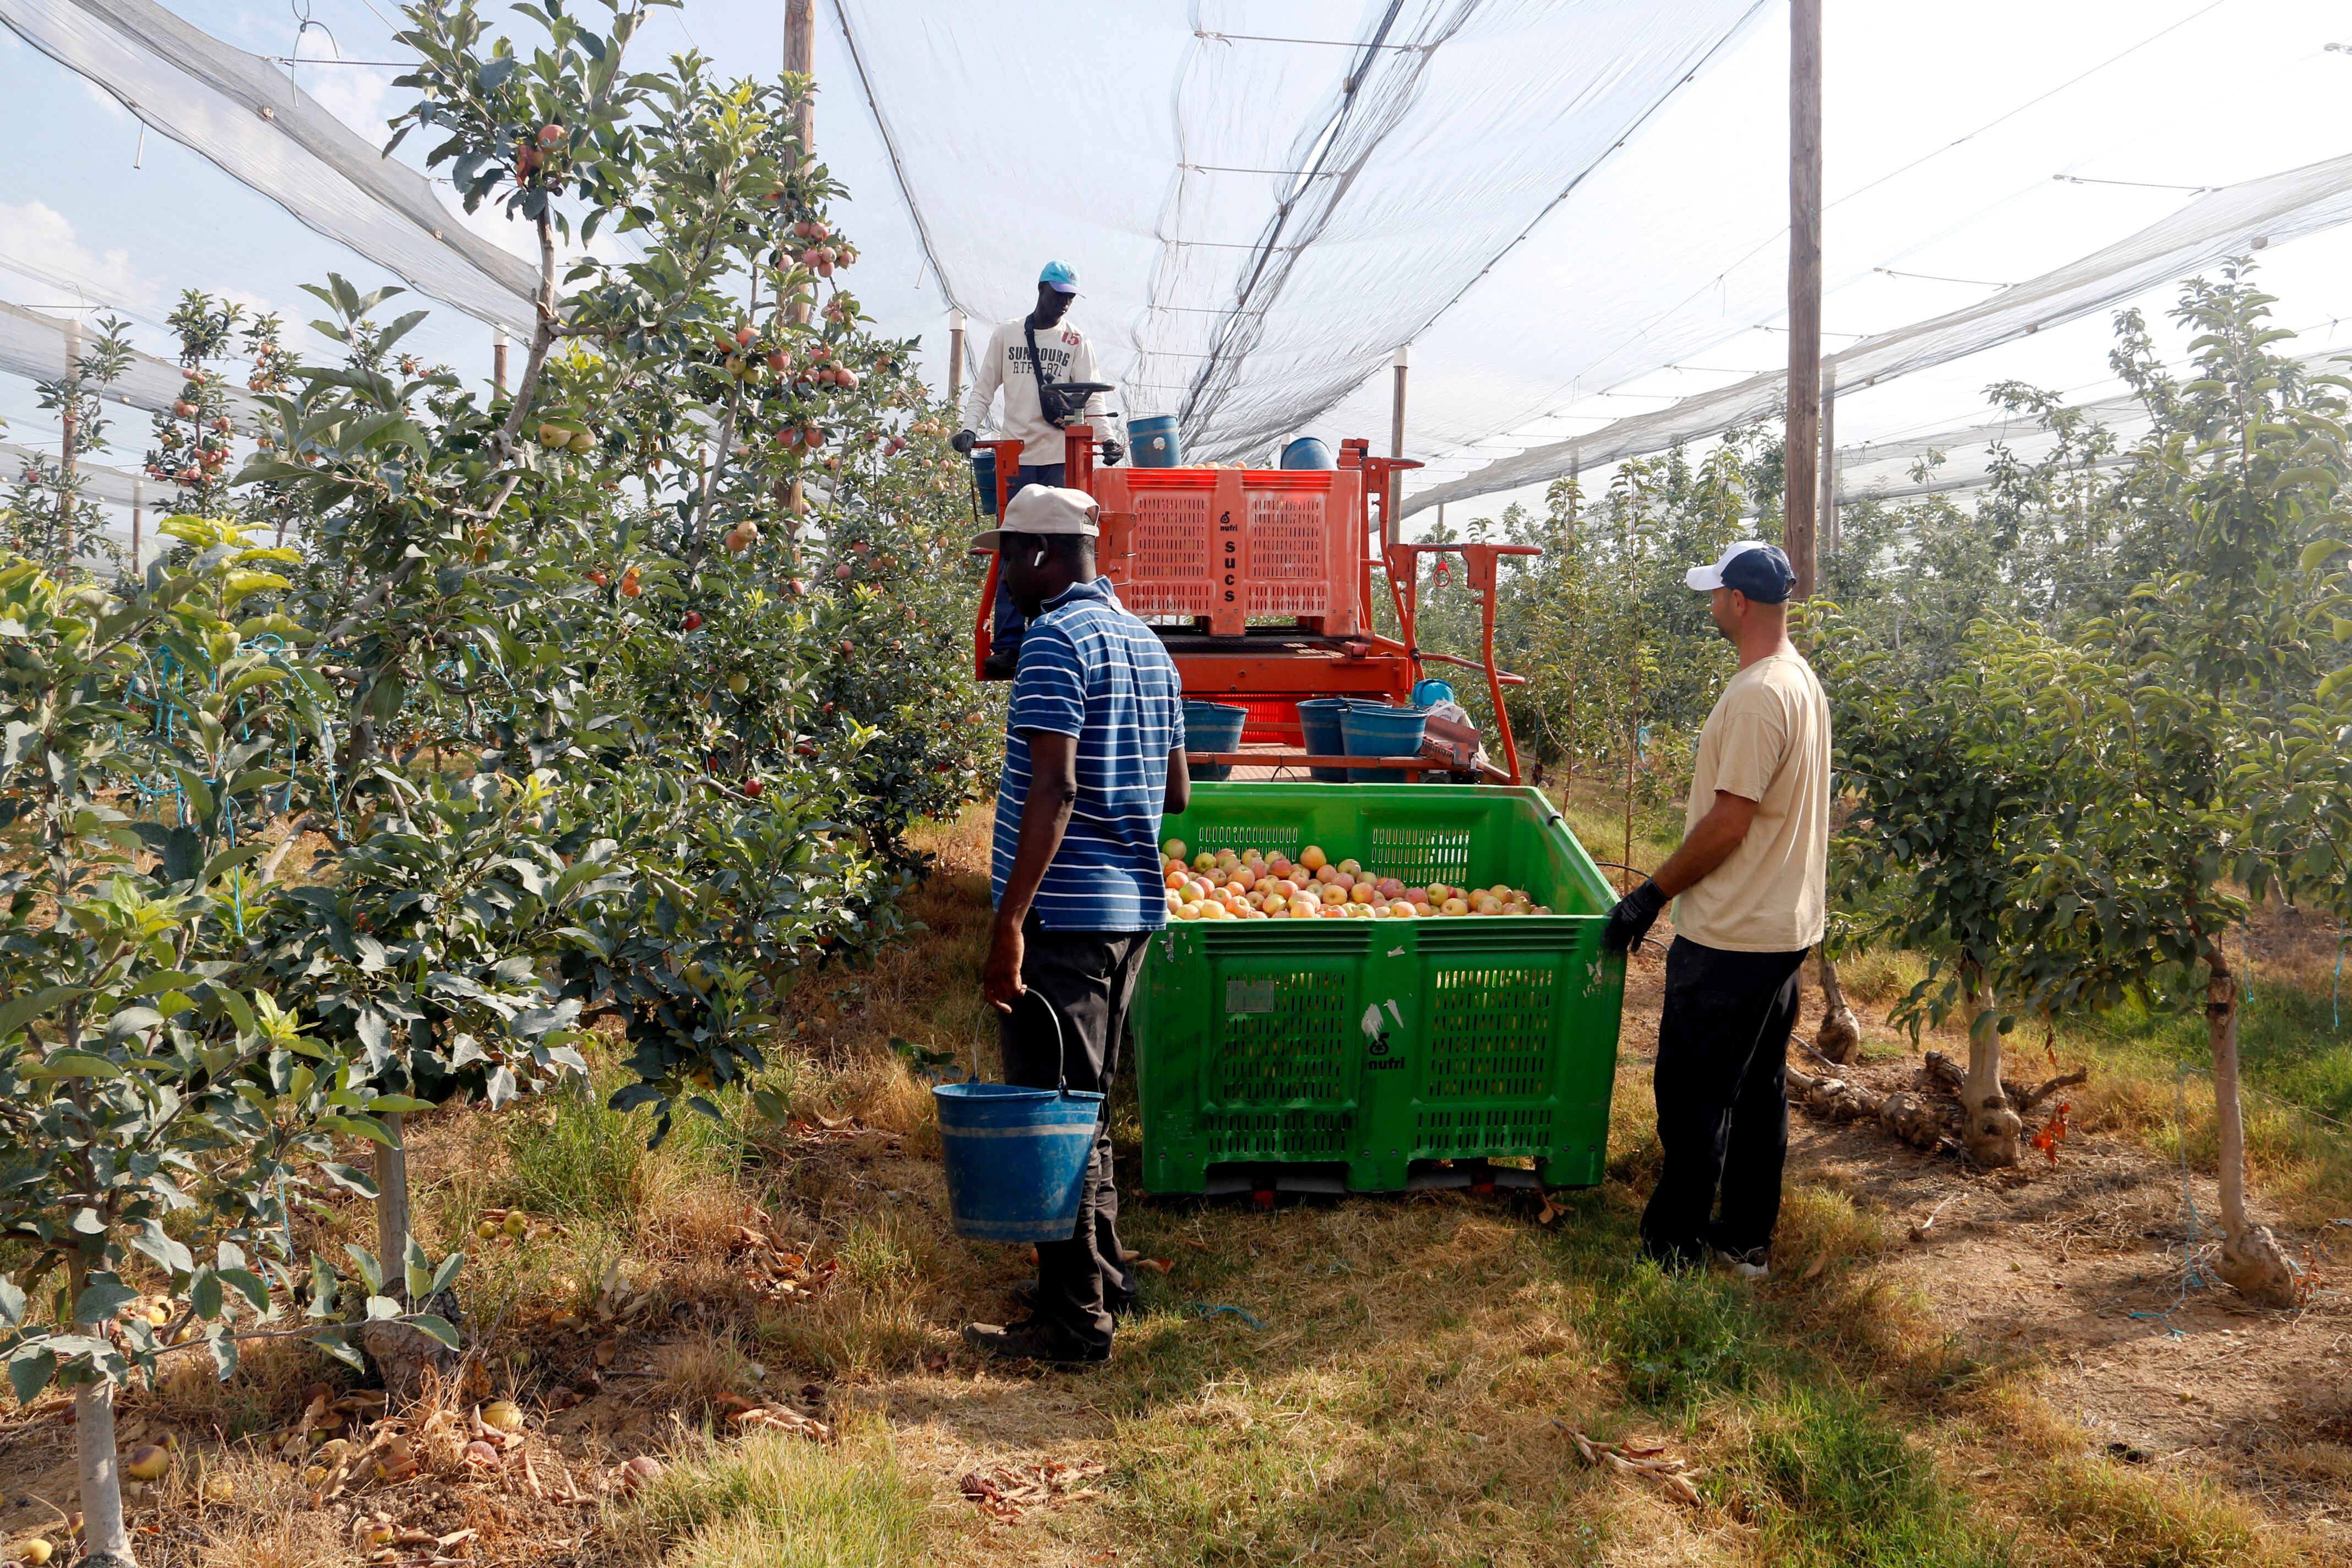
[
  {"xmin": 1294, "ymin": 698, "xmax": 1352, "ymax": 783},
  {"xmin": 1411, "ymin": 678, "xmax": 1457, "ymax": 709},
  {"xmin": 1130, "ymin": 415, "xmax": 1182, "ymax": 468},
  {"xmin": 1280, "ymin": 435, "xmax": 1335, "ymax": 470},
  {"xmin": 1339, "ymin": 701, "xmax": 1431, "ymax": 783},
  {"xmin": 1184, "ymin": 700, "xmax": 1249, "ymax": 780},
  {"xmin": 934, "ymin": 1082, "xmax": 1103, "ymax": 1242},
  {"xmin": 971, "ymin": 449, "xmax": 999, "ymax": 515}
]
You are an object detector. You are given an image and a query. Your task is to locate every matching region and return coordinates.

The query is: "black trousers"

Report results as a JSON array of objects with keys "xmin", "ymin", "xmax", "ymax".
[
  {"xmin": 1640, "ymin": 935, "xmax": 1810, "ymax": 1266},
  {"xmin": 998, "ymin": 914, "xmax": 1148, "ymax": 1352}
]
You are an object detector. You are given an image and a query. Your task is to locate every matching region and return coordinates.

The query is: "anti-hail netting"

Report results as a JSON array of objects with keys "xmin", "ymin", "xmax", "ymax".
[
  {"xmin": 7, "ymin": 0, "xmax": 2352, "ymax": 527},
  {"xmin": 1405, "ymin": 150, "xmax": 2352, "ymax": 516},
  {"xmin": 0, "ymin": 0, "xmax": 537, "ymax": 336},
  {"xmin": 836, "ymin": 0, "xmax": 1773, "ymax": 465}
]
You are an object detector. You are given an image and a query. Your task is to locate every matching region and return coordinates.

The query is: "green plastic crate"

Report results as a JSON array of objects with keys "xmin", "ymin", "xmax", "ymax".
[{"xmin": 1133, "ymin": 782, "xmax": 1626, "ymax": 1195}]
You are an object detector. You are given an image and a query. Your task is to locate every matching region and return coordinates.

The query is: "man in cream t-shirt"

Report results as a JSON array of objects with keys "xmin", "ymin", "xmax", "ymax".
[{"xmin": 1599, "ymin": 541, "xmax": 1829, "ymax": 1278}]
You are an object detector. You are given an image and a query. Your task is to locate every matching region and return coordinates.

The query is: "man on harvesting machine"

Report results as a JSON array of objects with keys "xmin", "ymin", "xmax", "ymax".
[
  {"xmin": 954, "ymin": 262, "xmax": 1124, "ymax": 677},
  {"xmin": 1599, "ymin": 542, "xmax": 1829, "ymax": 1279},
  {"xmin": 963, "ymin": 484, "xmax": 1186, "ymax": 1366}
]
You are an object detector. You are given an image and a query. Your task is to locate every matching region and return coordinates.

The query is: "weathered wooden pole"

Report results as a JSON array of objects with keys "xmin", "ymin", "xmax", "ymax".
[
  {"xmin": 1390, "ymin": 343, "xmax": 1409, "ymax": 538},
  {"xmin": 1818, "ymin": 360, "xmax": 1838, "ymax": 564},
  {"xmin": 1784, "ymin": 0, "xmax": 1822, "ymax": 599},
  {"xmin": 785, "ymin": 0, "xmax": 816, "ymax": 522},
  {"xmin": 948, "ymin": 307, "xmax": 966, "ymax": 405},
  {"xmin": 60, "ymin": 317, "xmax": 81, "ymax": 567},
  {"xmin": 493, "ymin": 324, "xmax": 509, "ymax": 397}
]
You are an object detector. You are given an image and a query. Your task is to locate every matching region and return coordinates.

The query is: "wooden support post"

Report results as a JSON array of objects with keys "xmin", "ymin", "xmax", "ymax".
[
  {"xmin": 784, "ymin": 0, "xmax": 816, "ymax": 521},
  {"xmin": 1818, "ymin": 360, "xmax": 1838, "ymax": 565},
  {"xmin": 60, "ymin": 317, "xmax": 81, "ymax": 567},
  {"xmin": 493, "ymin": 325, "xmax": 509, "ymax": 397},
  {"xmin": 1389, "ymin": 344, "xmax": 1409, "ymax": 535},
  {"xmin": 1784, "ymin": 0, "xmax": 1823, "ymax": 600},
  {"xmin": 948, "ymin": 307, "xmax": 966, "ymax": 405},
  {"xmin": 130, "ymin": 476, "xmax": 142, "ymax": 576}
]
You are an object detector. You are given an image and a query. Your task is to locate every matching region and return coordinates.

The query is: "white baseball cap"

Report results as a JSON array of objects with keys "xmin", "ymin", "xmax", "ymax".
[{"xmin": 968, "ymin": 484, "xmax": 1101, "ymax": 552}]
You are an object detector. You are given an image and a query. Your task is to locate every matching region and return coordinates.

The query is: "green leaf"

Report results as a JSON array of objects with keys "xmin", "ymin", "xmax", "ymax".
[
  {"xmin": 314, "ymin": 1331, "xmax": 366, "ymax": 1373},
  {"xmin": 0, "ymin": 986, "xmax": 84, "ymax": 1045},
  {"xmin": 366, "ymin": 1095, "xmax": 438, "ymax": 1114},
  {"xmin": 72, "ymin": 1279, "xmax": 140, "ymax": 1327},
  {"xmin": 210, "ymin": 984, "xmax": 257, "ymax": 1036},
  {"xmin": 130, "ymin": 1218, "xmax": 195, "ymax": 1277},
  {"xmin": 220, "ymin": 1269, "xmax": 270, "ymax": 1314},
  {"xmin": 307, "ymin": 1255, "xmax": 341, "ymax": 1320},
  {"xmin": 8, "ymin": 1346, "xmax": 57, "ymax": 1405},
  {"xmin": 28, "ymin": 1050, "xmax": 124, "ymax": 1080},
  {"xmin": 0, "ymin": 1276, "xmax": 23, "ymax": 1326},
  {"xmin": 364, "ymin": 1294, "xmax": 402, "ymax": 1321},
  {"xmin": 408, "ymin": 1313, "xmax": 460, "ymax": 1351},
  {"xmin": 319, "ymin": 1114, "xmax": 395, "ymax": 1147},
  {"xmin": 344, "ymin": 1244, "xmax": 383, "ymax": 1297}
]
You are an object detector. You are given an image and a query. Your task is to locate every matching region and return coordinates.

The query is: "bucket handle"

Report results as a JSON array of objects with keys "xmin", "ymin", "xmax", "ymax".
[{"xmin": 972, "ymin": 988, "xmax": 1078, "ymax": 1099}]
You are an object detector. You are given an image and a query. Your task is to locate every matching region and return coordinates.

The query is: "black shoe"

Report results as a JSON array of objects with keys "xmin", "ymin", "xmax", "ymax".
[
  {"xmin": 981, "ymin": 645, "xmax": 1020, "ymax": 680},
  {"xmin": 961, "ymin": 1318, "xmax": 1108, "ymax": 1366},
  {"xmin": 1010, "ymin": 1280, "xmax": 1135, "ymax": 1320}
]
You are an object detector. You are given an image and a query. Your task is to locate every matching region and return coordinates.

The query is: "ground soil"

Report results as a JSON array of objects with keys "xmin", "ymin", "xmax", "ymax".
[{"xmin": 1656, "ymin": 934, "xmax": 2352, "ymax": 1545}]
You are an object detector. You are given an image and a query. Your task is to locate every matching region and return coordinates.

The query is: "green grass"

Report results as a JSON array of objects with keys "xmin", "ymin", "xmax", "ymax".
[
  {"xmin": 1738, "ymin": 1387, "xmax": 2006, "ymax": 1567},
  {"xmin": 616, "ymin": 1428, "xmax": 923, "ymax": 1567}
]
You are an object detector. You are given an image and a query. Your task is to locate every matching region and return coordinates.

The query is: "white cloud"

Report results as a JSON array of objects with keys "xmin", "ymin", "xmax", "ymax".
[
  {"xmin": 0, "ymin": 202, "xmax": 167, "ymax": 315},
  {"xmin": 297, "ymin": 62, "xmax": 396, "ymax": 143}
]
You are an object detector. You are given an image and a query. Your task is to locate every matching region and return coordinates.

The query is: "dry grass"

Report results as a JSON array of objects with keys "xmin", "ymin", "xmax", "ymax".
[{"xmin": 10, "ymin": 808, "xmax": 2349, "ymax": 1566}]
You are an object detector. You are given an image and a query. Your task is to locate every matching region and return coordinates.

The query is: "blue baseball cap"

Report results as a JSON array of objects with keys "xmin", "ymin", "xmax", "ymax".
[
  {"xmin": 1039, "ymin": 260, "xmax": 1080, "ymax": 294},
  {"xmin": 1685, "ymin": 540, "xmax": 1795, "ymax": 603}
]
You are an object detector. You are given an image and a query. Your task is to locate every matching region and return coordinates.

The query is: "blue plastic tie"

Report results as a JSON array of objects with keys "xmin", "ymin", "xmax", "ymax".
[{"xmin": 1186, "ymin": 1303, "xmax": 1264, "ymax": 1330}]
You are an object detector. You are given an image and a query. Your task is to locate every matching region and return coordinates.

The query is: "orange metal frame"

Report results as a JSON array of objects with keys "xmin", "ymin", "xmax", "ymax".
[{"xmin": 970, "ymin": 426, "xmax": 1538, "ymax": 783}]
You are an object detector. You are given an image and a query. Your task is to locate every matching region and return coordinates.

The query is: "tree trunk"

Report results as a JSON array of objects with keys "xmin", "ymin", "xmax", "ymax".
[
  {"xmin": 70, "ymin": 1259, "xmax": 137, "ymax": 1567},
  {"xmin": 2204, "ymin": 957, "xmax": 2298, "ymax": 1305},
  {"xmin": 1959, "ymin": 970, "xmax": 2021, "ymax": 1167},
  {"xmin": 1814, "ymin": 951, "xmax": 1861, "ymax": 1064},
  {"xmin": 374, "ymin": 1110, "xmax": 409, "ymax": 1272},
  {"xmin": 363, "ymin": 1112, "xmax": 458, "ymax": 1400}
]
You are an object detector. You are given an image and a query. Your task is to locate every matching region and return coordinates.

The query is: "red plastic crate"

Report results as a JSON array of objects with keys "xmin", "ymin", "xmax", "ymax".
[{"xmin": 1096, "ymin": 467, "xmax": 1365, "ymax": 637}]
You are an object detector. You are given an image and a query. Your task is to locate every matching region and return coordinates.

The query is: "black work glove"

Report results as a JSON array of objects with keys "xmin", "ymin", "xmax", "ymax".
[
  {"xmin": 1600, "ymin": 879, "xmax": 1667, "ymax": 955},
  {"xmin": 1101, "ymin": 437, "xmax": 1125, "ymax": 466},
  {"xmin": 950, "ymin": 428, "xmax": 977, "ymax": 455}
]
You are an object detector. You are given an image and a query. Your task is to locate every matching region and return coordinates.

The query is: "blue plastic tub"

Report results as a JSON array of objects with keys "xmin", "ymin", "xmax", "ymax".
[
  {"xmin": 1130, "ymin": 414, "xmax": 1182, "ymax": 467},
  {"xmin": 1280, "ymin": 435, "xmax": 1335, "ymax": 470},
  {"xmin": 971, "ymin": 449, "xmax": 999, "ymax": 515},
  {"xmin": 1411, "ymin": 678, "xmax": 1457, "ymax": 709},
  {"xmin": 934, "ymin": 1080, "xmax": 1103, "ymax": 1243},
  {"xmin": 1294, "ymin": 697, "xmax": 1352, "ymax": 782},
  {"xmin": 1184, "ymin": 700, "xmax": 1249, "ymax": 780},
  {"xmin": 1339, "ymin": 701, "xmax": 1431, "ymax": 783}
]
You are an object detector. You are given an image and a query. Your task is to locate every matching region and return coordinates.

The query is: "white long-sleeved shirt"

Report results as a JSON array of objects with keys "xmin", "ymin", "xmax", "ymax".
[{"xmin": 960, "ymin": 314, "xmax": 1112, "ymax": 467}]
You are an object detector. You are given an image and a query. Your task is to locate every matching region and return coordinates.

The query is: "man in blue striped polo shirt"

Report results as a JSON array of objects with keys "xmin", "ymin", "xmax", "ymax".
[{"xmin": 964, "ymin": 484, "xmax": 1189, "ymax": 1366}]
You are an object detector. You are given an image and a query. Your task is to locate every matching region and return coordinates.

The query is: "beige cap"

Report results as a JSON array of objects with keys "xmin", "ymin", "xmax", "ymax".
[{"xmin": 968, "ymin": 484, "xmax": 1100, "ymax": 552}]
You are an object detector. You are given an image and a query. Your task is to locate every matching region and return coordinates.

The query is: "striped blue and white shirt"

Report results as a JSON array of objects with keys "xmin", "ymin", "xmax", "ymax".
[{"xmin": 992, "ymin": 578, "xmax": 1185, "ymax": 931}]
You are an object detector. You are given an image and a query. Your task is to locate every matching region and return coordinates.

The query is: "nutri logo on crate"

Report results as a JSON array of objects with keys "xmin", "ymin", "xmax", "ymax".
[{"xmin": 1224, "ymin": 978, "xmax": 1275, "ymax": 1015}]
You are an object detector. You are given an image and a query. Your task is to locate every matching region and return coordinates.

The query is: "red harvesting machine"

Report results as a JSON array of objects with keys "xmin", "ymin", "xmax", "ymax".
[{"xmin": 969, "ymin": 424, "xmax": 1538, "ymax": 783}]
